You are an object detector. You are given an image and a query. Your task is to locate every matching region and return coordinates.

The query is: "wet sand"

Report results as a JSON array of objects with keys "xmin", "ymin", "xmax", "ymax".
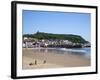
[{"xmin": 22, "ymin": 48, "xmax": 90, "ymax": 69}]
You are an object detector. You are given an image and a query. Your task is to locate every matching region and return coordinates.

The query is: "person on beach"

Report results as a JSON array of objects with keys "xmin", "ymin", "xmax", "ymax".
[
  {"xmin": 35, "ymin": 60, "xmax": 37, "ymax": 65},
  {"xmin": 29, "ymin": 62, "xmax": 33, "ymax": 66},
  {"xmin": 43, "ymin": 60, "xmax": 46, "ymax": 64}
]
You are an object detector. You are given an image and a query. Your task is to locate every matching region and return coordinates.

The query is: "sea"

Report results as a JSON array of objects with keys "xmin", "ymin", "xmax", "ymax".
[
  {"xmin": 33, "ymin": 47, "xmax": 91, "ymax": 58},
  {"xmin": 58, "ymin": 47, "xmax": 91, "ymax": 58}
]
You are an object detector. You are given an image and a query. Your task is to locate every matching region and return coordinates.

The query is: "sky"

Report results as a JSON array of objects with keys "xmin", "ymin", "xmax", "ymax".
[{"xmin": 22, "ymin": 10, "xmax": 91, "ymax": 42}]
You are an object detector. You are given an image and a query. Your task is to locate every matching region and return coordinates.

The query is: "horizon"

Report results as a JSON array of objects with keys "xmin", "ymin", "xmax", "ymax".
[{"xmin": 22, "ymin": 10, "xmax": 91, "ymax": 42}]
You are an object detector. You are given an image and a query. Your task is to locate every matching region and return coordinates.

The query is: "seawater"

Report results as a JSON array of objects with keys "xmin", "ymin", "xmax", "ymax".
[
  {"xmin": 65, "ymin": 47, "xmax": 90, "ymax": 58},
  {"xmin": 32, "ymin": 47, "xmax": 91, "ymax": 58}
]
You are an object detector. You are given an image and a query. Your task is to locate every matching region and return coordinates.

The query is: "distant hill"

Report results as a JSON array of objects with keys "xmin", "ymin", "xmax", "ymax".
[{"xmin": 23, "ymin": 32, "xmax": 87, "ymax": 43}]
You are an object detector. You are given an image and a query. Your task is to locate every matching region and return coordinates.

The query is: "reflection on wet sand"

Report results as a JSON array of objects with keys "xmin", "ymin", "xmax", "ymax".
[{"xmin": 22, "ymin": 48, "xmax": 90, "ymax": 69}]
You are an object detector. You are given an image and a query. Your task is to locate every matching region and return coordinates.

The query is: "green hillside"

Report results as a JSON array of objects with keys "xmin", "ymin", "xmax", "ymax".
[{"xmin": 23, "ymin": 32, "xmax": 87, "ymax": 43}]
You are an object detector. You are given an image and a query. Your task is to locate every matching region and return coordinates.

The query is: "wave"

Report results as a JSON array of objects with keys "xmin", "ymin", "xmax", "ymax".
[{"xmin": 59, "ymin": 48, "xmax": 86, "ymax": 53}]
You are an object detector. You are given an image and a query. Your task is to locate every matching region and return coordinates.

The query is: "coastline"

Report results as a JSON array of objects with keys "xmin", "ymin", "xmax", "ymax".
[{"xmin": 22, "ymin": 48, "xmax": 90, "ymax": 69}]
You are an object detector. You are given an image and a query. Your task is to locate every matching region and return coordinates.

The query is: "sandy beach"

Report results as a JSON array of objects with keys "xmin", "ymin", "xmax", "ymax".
[{"xmin": 22, "ymin": 48, "xmax": 90, "ymax": 69}]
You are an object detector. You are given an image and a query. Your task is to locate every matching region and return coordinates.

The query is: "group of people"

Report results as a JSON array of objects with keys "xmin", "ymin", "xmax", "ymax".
[{"xmin": 29, "ymin": 59, "xmax": 46, "ymax": 66}]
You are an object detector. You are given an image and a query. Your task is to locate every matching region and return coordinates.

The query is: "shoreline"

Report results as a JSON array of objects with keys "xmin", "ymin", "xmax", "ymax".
[{"xmin": 22, "ymin": 48, "xmax": 90, "ymax": 69}]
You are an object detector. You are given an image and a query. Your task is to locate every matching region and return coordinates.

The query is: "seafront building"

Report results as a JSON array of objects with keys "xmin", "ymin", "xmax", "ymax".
[{"xmin": 23, "ymin": 37, "xmax": 90, "ymax": 48}]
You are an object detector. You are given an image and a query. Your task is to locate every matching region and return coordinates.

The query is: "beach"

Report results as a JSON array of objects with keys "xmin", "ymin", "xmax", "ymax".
[{"xmin": 22, "ymin": 48, "xmax": 90, "ymax": 69}]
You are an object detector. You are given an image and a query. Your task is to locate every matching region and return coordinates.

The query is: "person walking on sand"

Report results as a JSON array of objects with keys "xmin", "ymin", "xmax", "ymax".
[{"xmin": 35, "ymin": 60, "xmax": 37, "ymax": 65}]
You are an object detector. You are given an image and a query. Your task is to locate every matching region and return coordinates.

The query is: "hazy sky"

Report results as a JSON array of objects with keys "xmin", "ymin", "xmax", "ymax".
[{"xmin": 22, "ymin": 10, "xmax": 91, "ymax": 41}]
